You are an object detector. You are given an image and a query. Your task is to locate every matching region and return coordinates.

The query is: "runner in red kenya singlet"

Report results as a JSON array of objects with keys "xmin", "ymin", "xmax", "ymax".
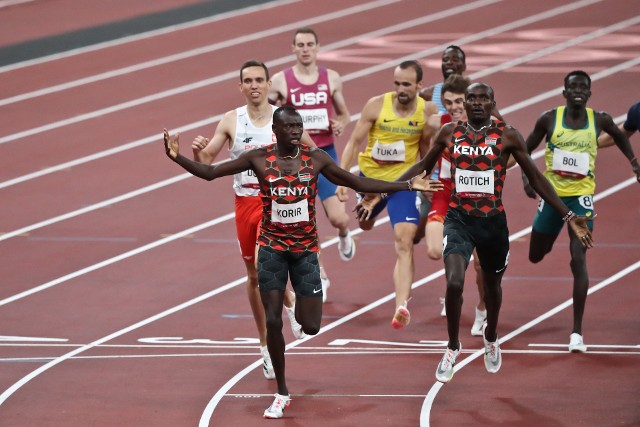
[
  {"xmin": 397, "ymin": 83, "xmax": 593, "ymax": 384},
  {"xmin": 164, "ymin": 106, "xmax": 442, "ymax": 418}
]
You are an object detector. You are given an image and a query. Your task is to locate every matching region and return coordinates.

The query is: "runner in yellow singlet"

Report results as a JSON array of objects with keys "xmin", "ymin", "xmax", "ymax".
[{"xmin": 338, "ymin": 60, "xmax": 439, "ymax": 330}]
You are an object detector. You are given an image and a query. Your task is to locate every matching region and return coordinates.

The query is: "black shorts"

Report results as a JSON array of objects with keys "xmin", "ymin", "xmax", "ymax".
[
  {"xmin": 257, "ymin": 245, "xmax": 322, "ymax": 298},
  {"xmin": 442, "ymin": 208, "xmax": 510, "ymax": 274}
]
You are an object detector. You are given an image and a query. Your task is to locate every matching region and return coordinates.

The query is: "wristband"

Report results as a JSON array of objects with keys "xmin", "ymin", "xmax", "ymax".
[
  {"xmin": 562, "ymin": 210, "xmax": 576, "ymax": 223},
  {"xmin": 407, "ymin": 178, "xmax": 414, "ymax": 191}
]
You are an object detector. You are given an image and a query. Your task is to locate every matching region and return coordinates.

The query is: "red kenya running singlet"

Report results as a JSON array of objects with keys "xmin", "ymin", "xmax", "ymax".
[
  {"xmin": 448, "ymin": 121, "xmax": 507, "ymax": 217},
  {"xmin": 258, "ymin": 144, "xmax": 319, "ymax": 252}
]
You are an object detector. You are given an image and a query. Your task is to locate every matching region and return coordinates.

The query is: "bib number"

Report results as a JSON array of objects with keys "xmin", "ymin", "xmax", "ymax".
[{"xmin": 579, "ymin": 195, "xmax": 594, "ymax": 210}]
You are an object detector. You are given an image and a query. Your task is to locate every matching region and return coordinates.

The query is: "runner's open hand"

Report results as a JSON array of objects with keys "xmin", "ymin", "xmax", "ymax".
[
  {"xmin": 410, "ymin": 171, "xmax": 444, "ymax": 192},
  {"xmin": 163, "ymin": 129, "xmax": 179, "ymax": 159},
  {"xmin": 354, "ymin": 193, "xmax": 382, "ymax": 221},
  {"xmin": 191, "ymin": 135, "xmax": 210, "ymax": 155},
  {"xmin": 569, "ymin": 215, "xmax": 596, "ymax": 249}
]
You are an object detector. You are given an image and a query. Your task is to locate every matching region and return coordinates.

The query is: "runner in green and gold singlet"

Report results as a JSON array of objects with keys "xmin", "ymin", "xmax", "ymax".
[{"xmin": 524, "ymin": 70, "xmax": 639, "ymax": 353}]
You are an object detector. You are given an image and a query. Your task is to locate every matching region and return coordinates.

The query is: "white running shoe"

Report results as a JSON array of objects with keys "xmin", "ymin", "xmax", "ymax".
[
  {"xmin": 471, "ymin": 307, "xmax": 487, "ymax": 336},
  {"xmin": 569, "ymin": 333, "xmax": 587, "ymax": 353},
  {"xmin": 263, "ymin": 393, "xmax": 291, "ymax": 419},
  {"xmin": 338, "ymin": 231, "xmax": 356, "ymax": 261},
  {"xmin": 440, "ymin": 297, "xmax": 446, "ymax": 317},
  {"xmin": 482, "ymin": 323, "xmax": 502, "ymax": 374},
  {"xmin": 284, "ymin": 304, "xmax": 306, "ymax": 339},
  {"xmin": 260, "ymin": 346, "xmax": 275, "ymax": 380},
  {"xmin": 321, "ymin": 276, "xmax": 330, "ymax": 303},
  {"xmin": 435, "ymin": 342, "xmax": 461, "ymax": 383}
]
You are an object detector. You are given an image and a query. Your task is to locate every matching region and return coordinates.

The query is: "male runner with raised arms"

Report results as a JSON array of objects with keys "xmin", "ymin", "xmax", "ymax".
[
  {"xmin": 164, "ymin": 106, "xmax": 442, "ymax": 418},
  {"xmin": 190, "ymin": 60, "xmax": 311, "ymax": 380}
]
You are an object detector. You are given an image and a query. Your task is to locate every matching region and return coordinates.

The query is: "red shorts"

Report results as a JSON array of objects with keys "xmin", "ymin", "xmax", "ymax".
[
  {"xmin": 235, "ymin": 195, "xmax": 262, "ymax": 263},
  {"xmin": 427, "ymin": 180, "xmax": 452, "ymax": 224}
]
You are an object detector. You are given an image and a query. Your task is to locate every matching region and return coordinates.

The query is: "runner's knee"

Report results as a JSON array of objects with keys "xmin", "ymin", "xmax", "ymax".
[{"xmin": 265, "ymin": 315, "xmax": 283, "ymax": 332}]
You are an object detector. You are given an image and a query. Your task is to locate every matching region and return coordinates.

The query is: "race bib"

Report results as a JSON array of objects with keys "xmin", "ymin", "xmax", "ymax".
[
  {"xmin": 372, "ymin": 139, "xmax": 406, "ymax": 164},
  {"xmin": 299, "ymin": 108, "xmax": 329, "ymax": 131},
  {"xmin": 239, "ymin": 169, "xmax": 260, "ymax": 189},
  {"xmin": 271, "ymin": 199, "xmax": 309, "ymax": 224},
  {"xmin": 455, "ymin": 168, "xmax": 494, "ymax": 198},
  {"xmin": 552, "ymin": 148, "xmax": 589, "ymax": 178}
]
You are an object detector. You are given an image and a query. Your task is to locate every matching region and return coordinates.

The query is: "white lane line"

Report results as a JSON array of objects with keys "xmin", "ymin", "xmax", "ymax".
[
  {"xmin": 0, "ymin": 0, "xmax": 301, "ymax": 73},
  {"xmin": 421, "ymin": 261, "xmax": 640, "ymax": 426},
  {"xmin": 0, "ymin": 0, "xmax": 634, "ymax": 412},
  {"xmin": 3, "ymin": 0, "xmax": 605, "ymax": 145},
  {"xmin": 0, "ymin": 0, "xmax": 498, "ymax": 144},
  {"xmin": 0, "ymin": 0, "xmax": 401, "ymax": 106},
  {"xmin": 0, "ymin": 174, "xmax": 634, "ymax": 412},
  {"xmin": 0, "ymin": 274, "xmax": 249, "ymax": 406},
  {"xmin": 0, "ymin": 174, "xmax": 190, "ymax": 241},
  {"xmin": 228, "ymin": 393, "xmax": 430, "ymax": 398},
  {"xmin": 0, "ymin": 0, "xmax": 33, "ymax": 8},
  {"xmin": 2, "ymin": 346, "xmax": 637, "ymax": 364},
  {"xmin": 0, "ymin": 1, "xmax": 620, "ymax": 190},
  {"xmin": 0, "ymin": 212, "xmax": 234, "ymax": 307},
  {"xmin": 0, "ymin": 90, "xmax": 629, "ymax": 306},
  {"xmin": 529, "ymin": 344, "xmax": 640, "ymax": 349},
  {"xmin": 0, "ymin": 216, "xmax": 380, "ymax": 408},
  {"xmin": 0, "ymin": 212, "xmax": 381, "ymax": 306},
  {"xmin": 0, "ymin": 84, "xmax": 626, "ymax": 246},
  {"xmin": 419, "ymin": 263, "xmax": 640, "ymax": 426},
  {"xmin": 340, "ymin": 0, "xmax": 604, "ymax": 83},
  {"xmin": 197, "ymin": 177, "xmax": 638, "ymax": 425}
]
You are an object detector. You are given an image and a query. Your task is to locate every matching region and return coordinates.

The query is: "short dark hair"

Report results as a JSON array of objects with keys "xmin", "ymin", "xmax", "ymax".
[
  {"xmin": 239, "ymin": 60, "xmax": 269, "ymax": 82},
  {"xmin": 273, "ymin": 105, "xmax": 299, "ymax": 124},
  {"xmin": 564, "ymin": 70, "xmax": 591, "ymax": 89},
  {"xmin": 293, "ymin": 27, "xmax": 318, "ymax": 44},
  {"xmin": 442, "ymin": 74, "xmax": 471, "ymax": 95},
  {"xmin": 466, "ymin": 82, "xmax": 494, "ymax": 100},
  {"xmin": 398, "ymin": 60, "xmax": 423, "ymax": 83},
  {"xmin": 444, "ymin": 45, "xmax": 466, "ymax": 63}
]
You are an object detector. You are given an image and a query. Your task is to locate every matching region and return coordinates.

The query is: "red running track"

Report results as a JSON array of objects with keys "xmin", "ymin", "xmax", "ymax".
[{"xmin": 0, "ymin": 0, "xmax": 638, "ymax": 425}]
